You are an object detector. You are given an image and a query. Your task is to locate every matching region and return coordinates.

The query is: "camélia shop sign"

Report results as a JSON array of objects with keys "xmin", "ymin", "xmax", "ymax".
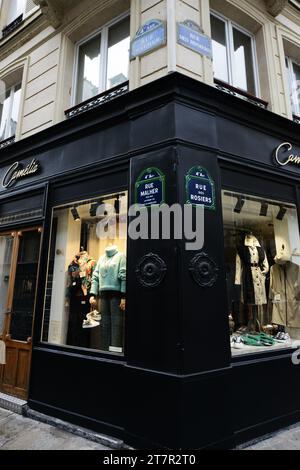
[
  {"xmin": 2, "ymin": 159, "xmax": 40, "ymax": 189},
  {"xmin": 274, "ymin": 142, "xmax": 300, "ymax": 167}
]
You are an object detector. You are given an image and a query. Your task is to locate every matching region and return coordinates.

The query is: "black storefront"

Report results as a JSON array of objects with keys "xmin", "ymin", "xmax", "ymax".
[{"xmin": 0, "ymin": 72, "xmax": 300, "ymax": 449}]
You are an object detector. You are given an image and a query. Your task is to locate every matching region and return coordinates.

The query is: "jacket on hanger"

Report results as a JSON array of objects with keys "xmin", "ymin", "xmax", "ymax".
[
  {"xmin": 270, "ymin": 261, "xmax": 300, "ymax": 328},
  {"xmin": 235, "ymin": 235, "xmax": 269, "ymax": 305}
]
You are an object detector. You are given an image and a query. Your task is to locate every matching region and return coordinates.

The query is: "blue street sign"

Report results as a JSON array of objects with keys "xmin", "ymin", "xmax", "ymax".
[
  {"xmin": 177, "ymin": 21, "xmax": 212, "ymax": 58},
  {"xmin": 186, "ymin": 166, "xmax": 216, "ymax": 210},
  {"xmin": 130, "ymin": 20, "xmax": 166, "ymax": 59}
]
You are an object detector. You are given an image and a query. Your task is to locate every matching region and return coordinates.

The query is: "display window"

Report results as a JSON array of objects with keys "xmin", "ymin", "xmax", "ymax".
[
  {"xmin": 42, "ymin": 191, "xmax": 128, "ymax": 355},
  {"xmin": 222, "ymin": 190, "xmax": 300, "ymax": 356}
]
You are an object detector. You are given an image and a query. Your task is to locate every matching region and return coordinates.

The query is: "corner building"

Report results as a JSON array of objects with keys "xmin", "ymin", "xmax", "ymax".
[{"xmin": 0, "ymin": 0, "xmax": 300, "ymax": 449}]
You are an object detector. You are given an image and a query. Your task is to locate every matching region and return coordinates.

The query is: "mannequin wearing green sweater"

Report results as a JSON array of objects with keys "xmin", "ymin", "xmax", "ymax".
[{"xmin": 90, "ymin": 245, "xmax": 126, "ymax": 351}]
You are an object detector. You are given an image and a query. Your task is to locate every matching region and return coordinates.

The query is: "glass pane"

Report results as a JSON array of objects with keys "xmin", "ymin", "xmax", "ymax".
[
  {"xmin": 0, "ymin": 235, "xmax": 14, "ymax": 335},
  {"xmin": 0, "ymin": 88, "xmax": 11, "ymax": 141},
  {"xmin": 222, "ymin": 190, "xmax": 300, "ymax": 357},
  {"xmin": 291, "ymin": 61, "xmax": 300, "ymax": 115},
  {"xmin": 106, "ymin": 17, "xmax": 130, "ymax": 89},
  {"xmin": 9, "ymin": 84, "xmax": 21, "ymax": 138},
  {"xmin": 76, "ymin": 34, "xmax": 101, "ymax": 104},
  {"xmin": 232, "ymin": 27, "xmax": 256, "ymax": 95},
  {"xmin": 7, "ymin": 0, "xmax": 25, "ymax": 23},
  {"xmin": 211, "ymin": 15, "xmax": 229, "ymax": 83},
  {"xmin": 10, "ymin": 231, "xmax": 41, "ymax": 342},
  {"xmin": 42, "ymin": 192, "xmax": 128, "ymax": 355}
]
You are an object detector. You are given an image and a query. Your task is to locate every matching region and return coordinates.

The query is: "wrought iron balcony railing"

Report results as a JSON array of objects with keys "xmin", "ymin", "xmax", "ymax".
[
  {"xmin": 0, "ymin": 135, "xmax": 16, "ymax": 150},
  {"xmin": 2, "ymin": 14, "xmax": 23, "ymax": 38},
  {"xmin": 214, "ymin": 79, "xmax": 269, "ymax": 110},
  {"xmin": 65, "ymin": 82, "xmax": 129, "ymax": 119}
]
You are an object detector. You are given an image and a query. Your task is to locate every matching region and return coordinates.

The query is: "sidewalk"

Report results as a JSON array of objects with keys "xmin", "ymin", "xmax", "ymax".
[
  {"xmin": 1, "ymin": 404, "xmax": 300, "ymax": 450},
  {"xmin": 0, "ymin": 408, "xmax": 110, "ymax": 450},
  {"xmin": 240, "ymin": 422, "xmax": 300, "ymax": 450}
]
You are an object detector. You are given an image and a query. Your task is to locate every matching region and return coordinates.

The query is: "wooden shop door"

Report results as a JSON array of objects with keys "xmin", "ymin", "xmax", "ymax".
[{"xmin": 0, "ymin": 228, "xmax": 42, "ymax": 399}]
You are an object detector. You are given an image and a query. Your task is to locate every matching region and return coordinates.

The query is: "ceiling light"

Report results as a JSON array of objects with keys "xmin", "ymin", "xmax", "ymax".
[
  {"xmin": 276, "ymin": 206, "xmax": 287, "ymax": 221},
  {"xmin": 260, "ymin": 202, "xmax": 268, "ymax": 217},
  {"xmin": 90, "ymin": 202, "xmax": 100, "ymax": 217},
  {"xmin": 71, "ymin": 207, "xmax": 80, "ymax": 222},
  {"xmin": 234, "ymin": 196, "xmax": 245, "ymax": 214}
]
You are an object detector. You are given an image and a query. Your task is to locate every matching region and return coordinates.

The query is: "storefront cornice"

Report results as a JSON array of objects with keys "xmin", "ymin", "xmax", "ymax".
[{"xmin": 1, "ymin": 72, "xmax": 300, "ymax": 167}]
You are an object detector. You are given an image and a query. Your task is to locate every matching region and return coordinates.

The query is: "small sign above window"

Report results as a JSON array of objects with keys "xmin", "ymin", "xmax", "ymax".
[
  {"xmin": 177, "ymin": 20, "xmax": 212, "ymax": 58},
  {"xmin": 130, "ymin": 20, "xmax": 167, "ymax": 59}
]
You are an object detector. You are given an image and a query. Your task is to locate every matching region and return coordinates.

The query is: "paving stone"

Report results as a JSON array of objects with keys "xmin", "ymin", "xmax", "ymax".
[
  {"xmin": 0, "ymin": 409, "xmax": 13, "ymax": 423},
  {"xmin": 243, "ymin": 423, "xmax": 300, "ymax": 450},
  {"xmin": 0, "ymin": 414, "xmax": 36, "ymax": 448},
  {"xmin": 0, "ymin": 411, "xmax": 111, "ymax": 450}
]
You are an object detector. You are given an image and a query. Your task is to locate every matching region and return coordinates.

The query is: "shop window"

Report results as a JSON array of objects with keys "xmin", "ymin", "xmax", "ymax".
[
  {"xmin": 285, "ymin": 56, "xmax": 300, "ymax": 117},
  {"xmin": 42, "ymin": 192, "xmax": 128, "ymax": 355},
  {"xmin": 0, "ymin": 82, "xmax": 21, "ymax": 141},
  {"xmin": 74, "ymin": 15, "xmax": 130, "ymax": 105},
  {"xmin": 222, "ymin": 190, "xmax": 300, "ymax": 356},
  {"xmin": 210, "ymin": 12, "xmax": 259, "ymax": 96}
]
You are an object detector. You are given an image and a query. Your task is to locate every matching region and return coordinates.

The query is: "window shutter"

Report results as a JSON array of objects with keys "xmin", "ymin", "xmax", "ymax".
[{"xmin": 25, "ymin": 0, "xmax": 36, "ymax": 14}]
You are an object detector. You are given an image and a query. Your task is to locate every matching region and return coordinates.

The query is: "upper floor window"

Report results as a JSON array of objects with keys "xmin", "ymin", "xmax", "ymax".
[
  {"xmin": 210, "ymin": 12, "xmax": 259, "ymax": 96},
  {"xmin": 0, "ymin": 82, "xmax": 21, "ymax": 141},
  {"xmin": 74, "ymin": 14, "xmax": 130, "ymax": 105},
  {"xmin": 285, "ymin": 57, "xmax": 300, "ymax": 117}
]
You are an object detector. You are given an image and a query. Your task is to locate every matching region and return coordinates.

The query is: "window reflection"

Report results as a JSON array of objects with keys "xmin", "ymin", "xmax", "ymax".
[
  {"xmin": 0, "ymin": 83, "xmax": 22, "ymax": 142},
  {"xmin": 76, "ymin": 34, "xmax": 101, "ymax": 104},
  {"xmin": 233, "ymin": 28, "xmax": 255, "ymax": 95},
  {"xmin": 211, "ymin": 15, "xmax": 229, "ymax": 83},
  {"xmin": 107, "ymin": 17, "xmax": 130, "ymax": 89}
]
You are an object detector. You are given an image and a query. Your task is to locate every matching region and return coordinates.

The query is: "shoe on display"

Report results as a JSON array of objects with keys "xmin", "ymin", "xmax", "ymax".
[
  {"xmin": 232, "ymin": 336, "xmax": 244, "ymax": 349},
  {"xmin": 274, "ymin": 332, "xmax": 284, "ymax": 342},
  {"xmin": 82, "ymin": 318, "xmax": 100, "ymax": 329},
  {"xmin": 87, "ymin": 309, "xmax": 101, "ymax": 322},
  {"xmin": 274, "ymin": 332, "xmax": 290, "ymax": 343}
]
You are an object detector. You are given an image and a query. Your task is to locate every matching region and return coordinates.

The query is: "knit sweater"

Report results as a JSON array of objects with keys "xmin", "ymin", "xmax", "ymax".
[{"xmin": 90, "ymin": 246, "xmax": 126, "ymax": 295}]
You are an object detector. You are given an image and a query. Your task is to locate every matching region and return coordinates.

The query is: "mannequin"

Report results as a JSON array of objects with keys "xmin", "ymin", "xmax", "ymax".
[
  {"xmin": 235, "ymin": 233, "xmax": 269, "ymax": 331},
  {"xmin": 66, "ymin": 251, "xmax": 96, "ymax": 347},
  {"xmin": 269, "ymin": 246, "xmax": 300, "ymax": 328},
  {"xmin": 89, "ymin": 245, "xmax": 126, "ymax": 352}
]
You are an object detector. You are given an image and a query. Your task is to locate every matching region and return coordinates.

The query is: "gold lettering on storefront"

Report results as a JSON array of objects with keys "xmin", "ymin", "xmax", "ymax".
[
  {"xmin": 275, "ymin": 142, "xmax": 300, "ymax": 167},
  {"xmin": 2, "ymin": 159, "xmax": 40, "ymax": 188}
]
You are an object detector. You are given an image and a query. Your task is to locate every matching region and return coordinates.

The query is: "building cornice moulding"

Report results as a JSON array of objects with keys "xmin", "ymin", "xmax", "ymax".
[
  {"xmin": 265, "ymin": 0, "xmax": 288, "ymax": 16},
  {"xmin": 0, "ymin": 17, "xmax": 49, "ymax": 62},
  {"xmin": 33, "ymin": 0, "xmax": 63, "ymax": 28}
]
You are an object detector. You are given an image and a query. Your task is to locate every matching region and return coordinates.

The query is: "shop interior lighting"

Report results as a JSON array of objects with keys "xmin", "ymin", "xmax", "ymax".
[
  {"xmin": 90, "ymin": 201, "xmax": 102, "ymax": 217},
  {"xmin": 71, "ymin": 207, "xmax": 80, "ymax": 222},
  {"xmin": 276, "ymin": 206, "xmax": 287, "ymax": 221},
  {"xmin": 259, "ymin": 202, "xmax": 268, "ymax": 217},
  {"xmin": 234, "ymin": 196, "xmax": 245, "ymax": 214}
]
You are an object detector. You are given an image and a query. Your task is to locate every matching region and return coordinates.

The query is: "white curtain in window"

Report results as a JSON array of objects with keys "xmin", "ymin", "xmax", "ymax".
[{"xmin": 7, "ymin": 0, "xmax": 25, "ymax": 24}]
